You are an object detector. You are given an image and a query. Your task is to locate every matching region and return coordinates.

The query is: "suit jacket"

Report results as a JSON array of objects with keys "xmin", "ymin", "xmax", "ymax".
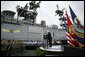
[{"xmin": 47, "ymin": 32, "xmax": 52, "ymax": 40}]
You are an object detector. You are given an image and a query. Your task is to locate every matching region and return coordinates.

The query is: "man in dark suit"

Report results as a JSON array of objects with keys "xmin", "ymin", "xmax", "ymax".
[{"xmin": 47, "ymin": 31, "xmax": 52, "ymax": 47}]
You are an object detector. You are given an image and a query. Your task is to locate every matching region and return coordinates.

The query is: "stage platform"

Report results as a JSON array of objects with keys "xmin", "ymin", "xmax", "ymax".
[
  {"xmin": 39, "ymin": 45, "xmax": 64, "ymax": 56},
  {"xmin": 40, "ymin": 45, "xmax": 64, "ymax": 52}
]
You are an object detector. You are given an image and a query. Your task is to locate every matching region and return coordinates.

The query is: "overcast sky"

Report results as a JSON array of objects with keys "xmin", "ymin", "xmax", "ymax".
[{"xmin": 1, "ymin": 1, "xmax": 84, "ymax": 28}]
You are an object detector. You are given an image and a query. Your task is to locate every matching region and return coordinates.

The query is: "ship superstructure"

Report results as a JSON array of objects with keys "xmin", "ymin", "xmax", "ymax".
[{"xmin": 1, "ymin": 1, "xmax": 66, "ymax": 41}]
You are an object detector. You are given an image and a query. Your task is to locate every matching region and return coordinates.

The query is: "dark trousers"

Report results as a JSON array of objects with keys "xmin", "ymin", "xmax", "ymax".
[{"xmin": 49, "ymin": 39, "xmax": 52, "ymax": 47}]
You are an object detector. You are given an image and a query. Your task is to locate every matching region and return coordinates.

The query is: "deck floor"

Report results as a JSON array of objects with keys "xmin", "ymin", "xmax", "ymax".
[{"xmin": 12, "ymin": 50, "xmax": 36, "ymax": 56}]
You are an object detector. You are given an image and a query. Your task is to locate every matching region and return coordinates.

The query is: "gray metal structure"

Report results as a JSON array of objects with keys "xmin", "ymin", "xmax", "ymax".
[
  {"xmin": 1, "ymin": 1, "xmax": 66, "ymax": 41},
  {"xmin": 1, "ymin": 23, "xmax": 66, "ymax": 41}
]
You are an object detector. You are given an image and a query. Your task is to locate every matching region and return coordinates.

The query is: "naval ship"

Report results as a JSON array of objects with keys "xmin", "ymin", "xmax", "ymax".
[{"xmin": 1, "ymin": 1, "xmax": 66, "ymax": 42}]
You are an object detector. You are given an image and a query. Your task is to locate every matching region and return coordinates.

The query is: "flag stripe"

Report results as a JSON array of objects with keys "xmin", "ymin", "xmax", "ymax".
[
  {"xmin": 67, "ymin": 36, "xmax": 77, "ymax": 46},
  {"xmin": 67, "ymin": 38, "xmax": 73, "ymax": 44},
  {"xmin": 66, "ymin": 33, "xmax": 71, "ymax": 39},
  {"xmin": 66, "ymin": 33, "xmax": 75, "ymax": 41},
  {"xmin": 67, "ymin": 41, "xmax": 73, "ymax": 46},
  {"xmin": 66, "ymin": 32, "xmax": 75, "ymax": 46}
]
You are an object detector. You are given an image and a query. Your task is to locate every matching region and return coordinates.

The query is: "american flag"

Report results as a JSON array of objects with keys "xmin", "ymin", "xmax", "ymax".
[
  {"xmin": 63, "ymin": 16, "xmax": 73, "ymax": 46},
  {"xmin": 66, "ymin": 32, "xmax": 73, "ymax": 46}
]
